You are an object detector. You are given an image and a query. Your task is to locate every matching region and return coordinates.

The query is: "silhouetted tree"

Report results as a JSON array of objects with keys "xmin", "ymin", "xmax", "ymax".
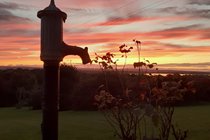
[{"xmin": 59, "ymin": 64, "xmax": 79, "ymax": 111}]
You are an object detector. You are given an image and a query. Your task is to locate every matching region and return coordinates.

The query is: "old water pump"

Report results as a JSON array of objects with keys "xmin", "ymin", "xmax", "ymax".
[{"xmin": 37, "ymin": 0, "xmax": 91, "ymax": 140}]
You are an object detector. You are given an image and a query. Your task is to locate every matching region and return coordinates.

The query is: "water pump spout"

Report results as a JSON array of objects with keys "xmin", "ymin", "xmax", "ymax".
[{"xmin": 61, "ymin": 42, "xmax": 91, "ymax": 64}]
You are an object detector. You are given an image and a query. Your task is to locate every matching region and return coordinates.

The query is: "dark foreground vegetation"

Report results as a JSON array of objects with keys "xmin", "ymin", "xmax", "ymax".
[{"xmin": 0, "ymin": 65, "xmax": 210, "ymax": 110}]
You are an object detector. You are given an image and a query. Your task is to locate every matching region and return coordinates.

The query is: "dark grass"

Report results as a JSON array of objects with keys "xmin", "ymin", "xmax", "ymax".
[
  {"xmin": 0, "ymin": 105, "xmax": 210, "ymax": 140},
  {"xmin": 173, "ymin": 105, "xmax": 210, "ymax": 140}
]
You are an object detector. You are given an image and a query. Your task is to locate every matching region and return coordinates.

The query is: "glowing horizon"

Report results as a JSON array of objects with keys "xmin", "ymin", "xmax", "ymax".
[{"xmin": 0, "ymin": 0, "xmax": 210, "ymax": 70}]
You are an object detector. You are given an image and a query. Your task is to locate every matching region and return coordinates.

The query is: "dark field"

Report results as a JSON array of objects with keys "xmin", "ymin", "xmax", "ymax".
[{"xmin": 0, "ymin": 105, "xmax": 210, "ymax": 140}]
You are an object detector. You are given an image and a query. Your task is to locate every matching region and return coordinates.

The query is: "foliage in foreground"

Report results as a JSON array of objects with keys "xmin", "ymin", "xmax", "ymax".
[{"xmin": 94, "ymin": 40, "xmax": 190, "ymax": 140}]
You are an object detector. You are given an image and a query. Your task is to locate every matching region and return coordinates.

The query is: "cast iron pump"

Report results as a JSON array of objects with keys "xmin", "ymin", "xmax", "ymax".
[
  {"xmin": 37, "ymin": 0, "xmax": 91, "ymax": 64},
  {"xmin": 37, "ymin": 1, "xmax": 91, "ymax": 140}
]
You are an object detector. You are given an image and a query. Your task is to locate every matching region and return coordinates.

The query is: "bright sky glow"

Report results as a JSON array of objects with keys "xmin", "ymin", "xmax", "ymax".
[{"xmin": 0, "ymin": 0, "xmax": 210, "ymax": 71}]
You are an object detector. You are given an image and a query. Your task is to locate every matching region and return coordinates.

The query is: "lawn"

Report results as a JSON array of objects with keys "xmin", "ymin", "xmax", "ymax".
[{"xmin": 0, "ymin": 105, "xmax": 210, "ymax": 140}]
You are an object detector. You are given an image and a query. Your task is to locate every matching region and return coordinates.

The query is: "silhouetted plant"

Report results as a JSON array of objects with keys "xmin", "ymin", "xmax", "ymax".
[
  {"xmin": 151, "ymin": 81, "xmax": 188, "ymax": 140},
  {"xmin": 94, "ymin": 41, "xmax": 149, "ymax": 140},
  {"xmin": 94, "ymin": 42, "xmax": 144, "ymax": 140},
  {"xmin": 95, "ymin": 87, "xmax": 145, "ymax": 140},
  {"xmin": 119, "ymin": 44, "xmax": 133, "ymax": 71},
  {"xmin": 93, "ymin": 52, "xmax": 117, "ymax": 70},
  {"xmin": 172, "ymin": 125, "xmax": 188, "ymax": 140},
  {"xmin": 94, "ymin": 40, "xmax": 189, "ymax": 140}
]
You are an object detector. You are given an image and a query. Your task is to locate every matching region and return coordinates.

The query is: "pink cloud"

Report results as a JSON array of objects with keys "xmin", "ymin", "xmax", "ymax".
[
  {"xmin": 81, "ymin": 15, "xmax": 188, "ymax": 27},
  {"xmin": 59, "ymin": 0, "xmax": 135, "ymax": 8},
  {"xmin": 91, "ymin": 16, "xmax": 159, "ymax": 26}
]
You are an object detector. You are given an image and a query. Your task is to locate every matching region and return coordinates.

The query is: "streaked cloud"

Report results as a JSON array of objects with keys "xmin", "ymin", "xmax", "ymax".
[
  {"xmin": 0, "ymin": 29, "xmax": 38, "ymax": 37},
  {"xmin": 158, "ymin": 62, "xmax": 210, "ymax": 72},
  {"xmin": 0, "ymin": 2, "xmax": 30, "ymax": 22},
  {"xmin": 188, "ymin": 0, "xmax": 210, "ymax": 5},
  {"xmin": 90, "ymin": 16, "xmax": 158, "ymax": 26},
  {"xmin": 142, "ymin": 41, "xmax": 210, "ymax": 53},
  {"xmin": 159, "ymin": 6, "xmax": 210, "ymax": 19},
  {"xmin": 142, "ymin": 25, "xmax": 210, "ymax": 40},
  {"xmin": 0, "ymin": 2, "xmax": 20, "ymax": 9}
]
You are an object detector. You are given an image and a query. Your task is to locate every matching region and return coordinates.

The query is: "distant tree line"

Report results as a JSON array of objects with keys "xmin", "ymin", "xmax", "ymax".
[{"xmin": 0, "ymin": 65, "xmax": 210, "ymax": 110}]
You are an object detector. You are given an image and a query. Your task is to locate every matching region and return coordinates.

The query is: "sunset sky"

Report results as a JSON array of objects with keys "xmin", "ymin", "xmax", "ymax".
[{"xmin": 0, "ymin": 0, "xmax": 210, "ymax": 71}]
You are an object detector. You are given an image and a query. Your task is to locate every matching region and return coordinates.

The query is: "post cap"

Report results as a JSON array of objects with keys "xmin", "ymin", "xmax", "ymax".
[{"xmin": 37, "ymin": 0, "xmax": 67, "ymax": 22}]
